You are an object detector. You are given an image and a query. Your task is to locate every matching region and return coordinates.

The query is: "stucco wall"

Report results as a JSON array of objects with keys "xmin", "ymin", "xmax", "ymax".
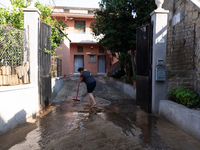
[
  {"xmin": 64, "ymin": 17, "xmax": 94, "ymax": 34},
  {"xmin": 163, "ymin": 0, "xmax": 200, "ymax": 94},
  {"xmin": 70, "ymin": 43, "xmax": 110, "ymax": 74},
  {"xmin": 55, "ymin": 38, "xmax": 70, "ymax": 79},
  {"xmin": 0, "ymin": 84, "xmax": 39, "ymax": 134}
]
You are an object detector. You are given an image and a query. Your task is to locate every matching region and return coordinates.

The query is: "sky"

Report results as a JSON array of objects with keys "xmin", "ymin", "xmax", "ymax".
[{"xmin": 0, "ymin": 0, "xmax": 101, "ymax": 8}]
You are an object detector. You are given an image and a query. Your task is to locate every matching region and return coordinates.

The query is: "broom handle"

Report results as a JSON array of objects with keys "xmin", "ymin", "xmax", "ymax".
[
  {"xmin": 76, "ymin": 82, "xmax": 80, "ymax": 99},
  {"xmin": 76, "ymin": 77, "xmax": 81, "ymax": 99}
]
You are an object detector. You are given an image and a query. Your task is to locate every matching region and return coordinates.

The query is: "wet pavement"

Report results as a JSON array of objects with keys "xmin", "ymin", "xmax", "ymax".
[{"xmin": 0, "ymin": 76, "xmax": 200, "ymax": 150}]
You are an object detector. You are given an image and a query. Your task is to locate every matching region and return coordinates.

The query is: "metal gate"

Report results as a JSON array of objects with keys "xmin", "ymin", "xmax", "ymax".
[
  {"xmin": 39, "ymin": 21, "xmax": 52, "ymax": 110},
  {"xmin": 136, "ymin": 23, "xmax": 153, "ymax": 113}
]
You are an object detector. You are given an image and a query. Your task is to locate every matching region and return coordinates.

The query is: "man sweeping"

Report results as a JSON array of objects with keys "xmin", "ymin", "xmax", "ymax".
[{"xmin": 78, "ymin": 67, "xmax": 97, "ymax": 107}]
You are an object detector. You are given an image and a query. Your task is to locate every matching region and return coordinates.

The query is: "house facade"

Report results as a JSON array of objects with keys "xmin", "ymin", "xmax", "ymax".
[
  {"xmin": 51, "ymin": 6, "xmax": 117, "ymax": 78},
  {"xmin": 163, "ymin": 0, "xmax": 200, "ymax": 94}
]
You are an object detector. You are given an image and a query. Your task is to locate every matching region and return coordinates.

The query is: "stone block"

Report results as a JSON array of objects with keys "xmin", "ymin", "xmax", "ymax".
[
  {"xmin": 2, "ymin": 75, "xmax": 8, "ymax": 86},
  {"xmin": 196, "ymin": 18, "xmax": 200, "ymax": 29},
  {"xmin": 0, "ymin": 75, "xmax": 2, "ymax": 86},
  {"xmin": 185, "ymin": 2, "xmax": 193, "ymax": 12},
  {"xmin": 179, "ymin": 0, "xmax": 184, "ymax": 5},
  {"xmin": 23, "ymin": 74, "xmax": 29, "ymax": 84},
  {"xmin": 193, "ymin": 11, "xmax": 198, "ymax": 20}
]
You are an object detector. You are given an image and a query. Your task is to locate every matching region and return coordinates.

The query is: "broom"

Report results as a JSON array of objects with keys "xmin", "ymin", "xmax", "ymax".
[{"xmin": 73, "ymin": 81, "xmax": 80, "ymax": 101}]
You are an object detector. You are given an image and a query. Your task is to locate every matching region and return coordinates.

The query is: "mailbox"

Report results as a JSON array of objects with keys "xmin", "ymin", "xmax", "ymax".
[{"xmin": 156, "ymin": 65, "xmax": 166, "ymax": 81}]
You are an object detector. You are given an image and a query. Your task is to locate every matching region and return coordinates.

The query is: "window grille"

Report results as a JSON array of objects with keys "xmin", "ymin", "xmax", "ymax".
[
  {"xmin": 77, "ymin": 46, "xmax": 83, "ymax": 52},
  {"xmin": 90, "ymin": 55, "xmax": 95, "ymax": 62}
]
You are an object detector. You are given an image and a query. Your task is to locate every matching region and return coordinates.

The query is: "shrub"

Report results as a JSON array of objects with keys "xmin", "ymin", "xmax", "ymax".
[
  {"xmin": 169, "ymin": 86, "xmax": 200, "ymax": 108},
  {"xmin": 130, "ymin": 75, "xmax": 136, "ymax": 81}
]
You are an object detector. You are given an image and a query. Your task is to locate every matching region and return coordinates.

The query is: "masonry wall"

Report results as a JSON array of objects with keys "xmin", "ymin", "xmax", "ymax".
[{"xmin": 163, "ymin": 0, "xmax": 200, "ymax": 94}]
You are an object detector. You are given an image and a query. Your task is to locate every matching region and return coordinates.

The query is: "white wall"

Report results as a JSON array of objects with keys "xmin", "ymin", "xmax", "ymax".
[
  {"xmin": 0, "ymin": 6, "xmax": 41, "ymax": 135},
  {"xmin": 0, "ymin": 84, "xmax": 38, "ymax": 134},
  {"xmin": 52, "ymin": 77, "xmax": 63, "ymax": 100}
]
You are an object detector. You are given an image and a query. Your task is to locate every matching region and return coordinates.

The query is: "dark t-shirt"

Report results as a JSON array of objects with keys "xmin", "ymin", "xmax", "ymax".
[{"xmin": 81, "ymin": 70, "xmax": 95, "ymax": 85}]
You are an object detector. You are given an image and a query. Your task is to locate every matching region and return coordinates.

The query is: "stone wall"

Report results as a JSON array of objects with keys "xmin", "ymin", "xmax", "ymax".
[{"xmin": 163, "ymin": 0, "xmax": 200, "ymax": 94}]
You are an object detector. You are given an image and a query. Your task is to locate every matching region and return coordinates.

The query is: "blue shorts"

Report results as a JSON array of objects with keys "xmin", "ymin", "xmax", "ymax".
[{"xmin": 87, "ymin": 81, "xmax": 96, "ymax": 93}]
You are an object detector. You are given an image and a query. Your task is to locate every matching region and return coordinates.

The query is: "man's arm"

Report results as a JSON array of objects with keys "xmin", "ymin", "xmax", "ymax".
[{"xmin": 79, "ymin": 77, "xmax": 83, "ymax": 82}]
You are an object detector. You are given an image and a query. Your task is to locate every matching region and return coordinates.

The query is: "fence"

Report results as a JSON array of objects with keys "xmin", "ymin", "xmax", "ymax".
[
  {"xmin": 51, "ymin": 57, "xmax": 62, "ymax": 78},
  {"xmin": 0, "ymin": 24, "xmax": 30, "ymax": 86}
]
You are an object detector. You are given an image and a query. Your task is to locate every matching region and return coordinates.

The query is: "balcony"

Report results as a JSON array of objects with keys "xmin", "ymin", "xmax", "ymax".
[{"xmin": 68, "ymin": 33, "xmax": 103, "ymax": 43}]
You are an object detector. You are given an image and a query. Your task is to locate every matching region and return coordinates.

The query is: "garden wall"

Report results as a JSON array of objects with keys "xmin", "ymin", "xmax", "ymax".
[
  {"xmin": 0, "ymin": 84, "xmax": 39, "ymax": 134},
  {"xmin": 108, "ymin": 77, "xmax": 136, "ymax": 100},
  {"xmin": 159, "ymin": 100, "xmax": 200, "ymax": 141},
  {"xmin": 52, "ymin": 76, "xmax": 63, "ymax": 100}
]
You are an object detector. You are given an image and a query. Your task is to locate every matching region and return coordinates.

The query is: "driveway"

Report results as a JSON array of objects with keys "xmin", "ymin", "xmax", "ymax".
[{"xmin": 1, "ymin": 76, "xmax": 200, "ymax": 150}]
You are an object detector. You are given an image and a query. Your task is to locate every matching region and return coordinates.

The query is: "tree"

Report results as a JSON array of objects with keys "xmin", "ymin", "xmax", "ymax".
[
  {"xmin": 91, "ymin": 0, "xmax": 156, "ymax": 77},
  {"xmin": 0, "ymin": 0, "xmax": 68, "ymax": 55}
]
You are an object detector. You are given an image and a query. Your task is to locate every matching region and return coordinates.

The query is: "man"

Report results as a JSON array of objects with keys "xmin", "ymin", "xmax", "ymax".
[{"xmin": 78, "ymin": 67, "xmax": 97, "ymax": 107}]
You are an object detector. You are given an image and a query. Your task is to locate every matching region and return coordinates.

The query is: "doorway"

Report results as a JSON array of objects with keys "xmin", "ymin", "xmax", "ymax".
[
  {"xmin": 74, "ymin": 55, "xmax": 84, "ymax": 73},
  {"xmin": 98, "ymin": 55, "xmax": 106, "ymax": 73}
]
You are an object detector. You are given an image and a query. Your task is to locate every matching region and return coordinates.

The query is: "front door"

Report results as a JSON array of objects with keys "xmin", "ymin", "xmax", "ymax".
[
  {"xmin": 74, "ymin": 55, "xmax": 84, "ymax": 73},
  {"xmin": 98, "ymin": 55, "xmax": 106, "ymax": 73}
]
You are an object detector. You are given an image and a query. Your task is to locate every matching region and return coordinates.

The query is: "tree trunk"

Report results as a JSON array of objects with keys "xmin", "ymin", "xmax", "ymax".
[{"xmin": 131, "ymin": 49, "xmax": 136, "ymax": 75}]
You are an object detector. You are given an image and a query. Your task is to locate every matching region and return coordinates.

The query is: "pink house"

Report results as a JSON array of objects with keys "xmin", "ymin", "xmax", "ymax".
[{"xmin": 51, "ymin": 6, "xmax": 118, "ymax": 78}]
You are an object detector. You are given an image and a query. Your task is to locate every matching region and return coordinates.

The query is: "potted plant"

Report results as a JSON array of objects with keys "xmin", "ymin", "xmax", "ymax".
[{"xmin": 131, "ymin": 75, "xmax": 136, "ymax": 88}]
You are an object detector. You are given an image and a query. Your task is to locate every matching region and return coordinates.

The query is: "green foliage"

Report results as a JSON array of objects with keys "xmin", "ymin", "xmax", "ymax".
[
  {"xmin": 0, "ymin": 0, "xmax": 68, "ymax": 55},
  {"xmin": 169, "ymin": 86, "xmax": 200, "ymax": 108},
  {"xmin": 118, "ymin": 52, "xmax": 132, "ymax": 70},
  {"xmin": 35, "ymin": 1, "xmax": 68, "ymax": 54},
  {"xmin": 0, "ymin": 0, "xmax": 29, "ymax": 30},
  {"xmin": 120, "ymin": 75, "xmax": 127, "ymax": 79},
  {"xmin": 0, "ymin": 24, "xmax": 24, "ymax": 66},
  {"xmin": 90, "ymin": 0, "xmax": 156, "ymax": 53},
  {"xmin": 130, "ymin": 75, "xmax": 136, "ymax": 81}
]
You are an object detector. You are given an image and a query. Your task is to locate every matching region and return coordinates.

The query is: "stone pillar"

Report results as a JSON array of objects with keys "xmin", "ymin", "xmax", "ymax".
[
  {"xmin": 150, "ymin": 3, "xmax": 169, "ymax": 114},
  {"xmin": 23, "ymin": 6, "xmax": 41, "ymax": 85}
]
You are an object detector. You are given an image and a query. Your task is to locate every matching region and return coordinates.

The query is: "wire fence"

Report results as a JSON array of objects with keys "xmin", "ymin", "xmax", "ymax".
[{"xmin": 0, "ymin": 24, "xmax": 30, "ymax": 86}]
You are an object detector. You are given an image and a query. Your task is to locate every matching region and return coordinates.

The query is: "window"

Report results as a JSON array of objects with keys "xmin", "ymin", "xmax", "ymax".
[
  {"xmin": 90, "ymin": 55, "xmax": 95, "ymax": 62},
  {"xmin": 64, "ymin": 8, "xmax": 69, "ymax": 13},
  {"xmin": 99, "ymin": 46, "xmax": 105, "ymax": 53},
  {"xmin": 77, "ymin": 46, "xmax": 83, "ymax": 52},
  {"xmin": 88, "ymin": 10, "xmax": 93, "ymax": 14},
  {"xmin": 74, "ymin": 20, "xmax": 86, "ymax": 33}
]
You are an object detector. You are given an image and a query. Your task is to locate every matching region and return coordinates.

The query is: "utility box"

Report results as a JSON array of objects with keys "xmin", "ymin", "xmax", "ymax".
[{"xmin": 156, "ymin": 65, "xmax": 166, "ymax": 81}]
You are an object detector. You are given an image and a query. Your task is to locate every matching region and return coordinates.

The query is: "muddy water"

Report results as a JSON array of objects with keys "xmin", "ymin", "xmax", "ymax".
[{"xmin": 4, "ymin": 76, "xmax": 200, "ymax": 150}]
